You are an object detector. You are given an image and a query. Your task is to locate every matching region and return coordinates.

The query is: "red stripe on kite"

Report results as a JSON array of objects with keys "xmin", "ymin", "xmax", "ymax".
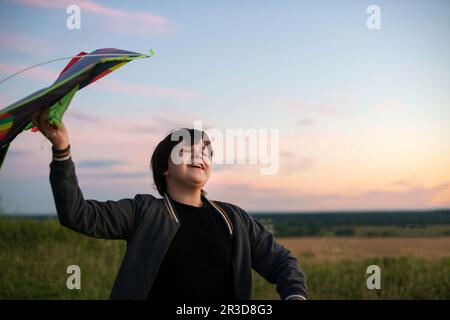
[
  {"xmin": 0, "ymin": 112, "xmax": 11, "ymax": 120},
  {"xmin": 59, "ymin": 52, "xmax": 88, "ymax": 77},
  {"xmin": 89, "ymin": 69, "xmax": 113, "ymax": 84}
]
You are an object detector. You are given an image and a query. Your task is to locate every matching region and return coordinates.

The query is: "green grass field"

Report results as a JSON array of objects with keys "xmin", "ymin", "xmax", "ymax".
[{"xmin": 1, "ymin": 218, "xmax": 449, "ymax": 299}]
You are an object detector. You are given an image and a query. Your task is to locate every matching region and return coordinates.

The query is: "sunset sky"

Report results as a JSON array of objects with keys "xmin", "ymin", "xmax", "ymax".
[{"xmin": 0, "ymin": 0, "xmax": 449, "ymax": 214}]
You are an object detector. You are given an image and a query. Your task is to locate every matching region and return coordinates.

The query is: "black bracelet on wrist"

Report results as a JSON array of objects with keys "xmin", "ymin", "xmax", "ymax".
[{"xmin": 52, "ymin": 144, "xmax": 70, "ymax": 154}]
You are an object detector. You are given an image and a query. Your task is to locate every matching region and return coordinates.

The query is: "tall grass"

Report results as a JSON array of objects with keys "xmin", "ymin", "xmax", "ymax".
[
  {"xmin": 253, "ymin": 256, "xmax": 450, "ymax": 299},
  {"xmin": 1, "ymin": 218, "xmax": 449, "ymax": 299}
]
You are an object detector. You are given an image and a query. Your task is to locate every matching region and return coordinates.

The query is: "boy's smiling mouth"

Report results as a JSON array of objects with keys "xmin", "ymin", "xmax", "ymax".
[{"xmin": 187, "ymin": 163, "xmax": 205, "ymax": 170}]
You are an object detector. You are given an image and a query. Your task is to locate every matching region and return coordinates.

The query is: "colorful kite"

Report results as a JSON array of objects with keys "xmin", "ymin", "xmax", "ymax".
[{"xmin": 0, "ymin": 48, "xmax": 153, "ymax": 170}]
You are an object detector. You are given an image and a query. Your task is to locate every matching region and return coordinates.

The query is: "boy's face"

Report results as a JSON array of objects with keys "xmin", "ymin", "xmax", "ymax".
[{"xmin": 164, "ymin": 140, "xmax": 212, "ymax": 189}]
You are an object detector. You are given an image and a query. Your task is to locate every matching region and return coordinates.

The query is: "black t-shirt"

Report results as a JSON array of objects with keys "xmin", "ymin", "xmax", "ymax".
[{"xmin": 147, "ymin": 197, "xmax": 235, "ymax": 300}]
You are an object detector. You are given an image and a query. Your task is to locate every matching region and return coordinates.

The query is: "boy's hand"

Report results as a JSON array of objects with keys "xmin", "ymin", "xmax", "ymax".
[{"xmin": 31, "ymin": 107, "xmax": 69, "ymax": 150}]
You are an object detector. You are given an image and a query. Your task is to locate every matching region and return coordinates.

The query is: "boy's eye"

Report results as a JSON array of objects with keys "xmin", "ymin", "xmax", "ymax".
[
  {"xmin": 179, "ymin": 148, "xmax": 191, "ymax": 155},
  {"xmin": 179, "ymin": 145, "xmax": 211, "ymax": 160}
]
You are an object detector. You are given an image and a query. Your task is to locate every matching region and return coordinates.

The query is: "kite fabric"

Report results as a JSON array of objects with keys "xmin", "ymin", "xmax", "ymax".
[{"xmin": 0, "ymin": 48, "xmax": 153, "ymax": 171}]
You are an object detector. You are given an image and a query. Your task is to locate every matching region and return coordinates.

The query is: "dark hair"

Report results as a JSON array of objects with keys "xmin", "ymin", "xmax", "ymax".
[{"xmin": 150, "ymin": 128, "xmax": 213, "ymax": 196}]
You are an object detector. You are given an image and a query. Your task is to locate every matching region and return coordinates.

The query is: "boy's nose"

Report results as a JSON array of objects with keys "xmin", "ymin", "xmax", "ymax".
[{"xmin": 192, "ymin": 153, "xmax": 203, "ymax": 163}]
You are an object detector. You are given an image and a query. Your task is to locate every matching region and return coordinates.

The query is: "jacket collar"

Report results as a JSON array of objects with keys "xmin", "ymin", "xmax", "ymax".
[{"xmin": 163, "ymin": 193, "xmax": 234, "ymax": 236}]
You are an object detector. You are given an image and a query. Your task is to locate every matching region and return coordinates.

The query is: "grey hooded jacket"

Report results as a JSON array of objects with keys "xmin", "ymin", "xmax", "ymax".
[{"xmin": 49, "ymin": 157, "xmax": 309, "ymax": 300}]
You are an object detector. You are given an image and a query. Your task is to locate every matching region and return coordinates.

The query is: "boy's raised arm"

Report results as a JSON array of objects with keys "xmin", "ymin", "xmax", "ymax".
[{"xmin": 50, "ymin": 155, "xmax": 141, "ymax": 240}]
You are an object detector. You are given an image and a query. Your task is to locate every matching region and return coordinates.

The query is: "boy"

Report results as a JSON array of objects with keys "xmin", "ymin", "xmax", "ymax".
[{"xmin": 32, "ymin": 107, "xmax": 309, "ymax": 300}]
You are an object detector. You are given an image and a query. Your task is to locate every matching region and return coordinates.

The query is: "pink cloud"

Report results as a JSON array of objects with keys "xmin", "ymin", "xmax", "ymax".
[
  {"xmin": 277, "ymin": 92, "xmax": 355, "ymax": 117},
  {"xmin": 0, "ymin": 113, "xmax": 177, "ymax": 177},
  {"xmin": 390, "ymin": 176, "xmax": 423, "ymax": 191},
  {"xmin": 11, "ymin": 0, "xmax": 176, "ymax": 35},
  {"xmin": 280, "ymin": 155, "xmax": 314, "ymax": 173},
  {"xmin": 64, "ymin": 110, "xmax": 99, "ymax": 123},
  {"xmin": 0, "ymin": 62, "xmax": 58, "ymax": 82},
  {"xmin": 4, "ymin": 113, "xmax": 450, "ymax": 211},
  {"xmin": 375, "ymin": 100, "xmax": 402, "ymax": 113},
  {"xmin": 97, "ymin": 78, "xmax": 201, "ymax": 100},
  {"xmin": 0, "ymin": 30, "xmax": 54, "ymax": 57},
  {"xmin": 297, "ymin": 118, "xmax": 314, "ymax": 127},
  {"xmin": 0, "ymin": 94, "xmax": 7, "ymax": 105},
  {"xmin": 278, "ymin": 99, "xmax": 338, "ymax": 115},
  {"xmin": 206, "ymin": 182, "xmax": 448, "ymax": 212},
  {"xmin": 0, "ymin": 63, "xmax": 200, "ymax": 99},
  {"xmin": 325, "ymin": 91, "xmax": 355, "ymax": 104},
  {"xmin": 428, "ymin": 182, "xmax": 450, "ymax": 207}
]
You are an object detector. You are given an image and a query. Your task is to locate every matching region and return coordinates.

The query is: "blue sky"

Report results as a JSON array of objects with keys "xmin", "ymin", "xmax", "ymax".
[{"xmin": 0, "ymin": 0, "xmax": 449, "ymax": 214}]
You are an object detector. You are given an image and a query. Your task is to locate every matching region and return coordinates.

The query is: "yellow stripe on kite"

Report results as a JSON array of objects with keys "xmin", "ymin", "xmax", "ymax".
[
  {"xmin": 0, "ymin": 122, "xmax": 13, "ymax": 131},
  {"xmin": 109, "ymin": 61, "xmax": 128, "ymax": 71}
]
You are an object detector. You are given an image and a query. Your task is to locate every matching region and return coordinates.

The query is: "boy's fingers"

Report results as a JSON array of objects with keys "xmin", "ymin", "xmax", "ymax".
[
  {"xmin": 31, "ymin": 107, "xmax": 58, "ymax": 136},
  {"xmin": 31, "ymin": 110, "xmax": 44, "ymax": 128},
  {"xmin": 37, "ymin": 108, "xmax": 48, "ymax": 127}
]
